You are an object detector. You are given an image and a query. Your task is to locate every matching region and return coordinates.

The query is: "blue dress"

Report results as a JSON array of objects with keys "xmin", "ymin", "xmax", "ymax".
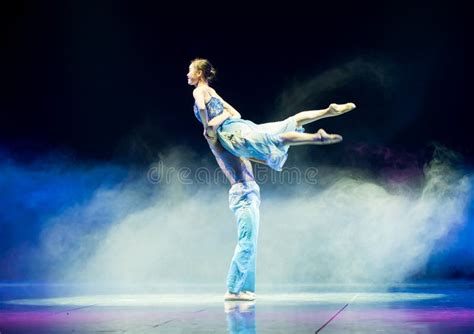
[{"xmin": 194, "ymin": 97, "xmax": 305, "ymax": 171}]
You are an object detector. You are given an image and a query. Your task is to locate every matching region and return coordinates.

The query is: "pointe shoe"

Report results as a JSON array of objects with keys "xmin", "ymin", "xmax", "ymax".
[
  {"xmin": 328, "ymin": 102, "xmax": 356, "ymax": 116},
  {"xmin": 224, "ymin": 291, "xmax": 256, "ymax": 301},
  {"xmin": 315, "ymin": 129, "xmax": 343, "ymax": 144}
]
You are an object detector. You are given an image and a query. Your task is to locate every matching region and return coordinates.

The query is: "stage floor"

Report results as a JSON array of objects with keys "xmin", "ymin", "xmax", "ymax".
[{"xmin": 1, "ymin": 282, "xmax": 473, "ymax": 333}]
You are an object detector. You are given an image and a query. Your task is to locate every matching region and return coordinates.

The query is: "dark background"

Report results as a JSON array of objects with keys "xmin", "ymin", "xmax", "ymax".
[
  {"xmin": 1, "ymin": 1, "xmax": 470, "ymax": 165},
  {"xmin": 0, "ymin": 1, "xmax": 473, "ymax": 282}
]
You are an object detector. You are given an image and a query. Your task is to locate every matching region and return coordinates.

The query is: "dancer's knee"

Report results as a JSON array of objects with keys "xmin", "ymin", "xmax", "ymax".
[{"xmin": 293, "ymin": 112, "xmax": 307, "ymax": 128}]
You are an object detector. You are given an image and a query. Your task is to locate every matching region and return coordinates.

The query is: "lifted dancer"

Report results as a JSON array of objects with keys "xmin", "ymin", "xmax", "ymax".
[{"xmin": 188, "ymin": 58, "xmax": 355, "ymax": 171}]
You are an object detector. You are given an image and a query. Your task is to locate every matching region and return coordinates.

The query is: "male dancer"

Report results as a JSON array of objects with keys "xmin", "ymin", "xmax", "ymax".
[{"xmin": 204, "ymin": 133, "xmax": 260, "ymax": 301}]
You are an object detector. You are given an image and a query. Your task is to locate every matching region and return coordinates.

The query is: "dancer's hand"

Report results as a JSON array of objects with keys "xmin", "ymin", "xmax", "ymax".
[
  {"xmin": 204, "ymin": 132, "xmax": 218, "ymax": 145},
  {"xmin": 203, "ymin": 126, "xmax": 216, "ymax": 141}
]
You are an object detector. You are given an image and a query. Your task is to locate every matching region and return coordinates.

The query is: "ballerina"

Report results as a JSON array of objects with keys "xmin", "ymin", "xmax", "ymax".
[{"xmin": 188, "ymin": 58, "xmax": 356, "ymax": 171}]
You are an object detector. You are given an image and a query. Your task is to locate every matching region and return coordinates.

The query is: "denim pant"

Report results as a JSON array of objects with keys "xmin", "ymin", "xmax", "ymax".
[{"xmin": 226, "ymin": 180, "xmax": 261, "ymax": 294}]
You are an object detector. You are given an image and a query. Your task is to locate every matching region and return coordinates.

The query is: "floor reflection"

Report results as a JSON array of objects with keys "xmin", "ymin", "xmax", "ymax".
[{"xmin": 224, "ymin": 300, "xmax": 256, "ymax": 334}]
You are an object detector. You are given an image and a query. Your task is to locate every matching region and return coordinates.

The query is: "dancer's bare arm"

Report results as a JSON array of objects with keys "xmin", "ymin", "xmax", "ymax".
[
  {"xmin": 194, "ymin": 87, "xmax": 233, "ymax": 138},
  {"xmin": 193, "ymin": 88, "xmax": 209, "ymax": 128},
  {"xmin": 208, "ymin": 111, "xmax": 231, "ymax": 128}
]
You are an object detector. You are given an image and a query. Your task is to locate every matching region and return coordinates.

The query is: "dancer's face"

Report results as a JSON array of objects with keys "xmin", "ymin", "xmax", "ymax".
[{"xmin": 187, "ymin": 64, "xmax": 202, "ymax": 86}]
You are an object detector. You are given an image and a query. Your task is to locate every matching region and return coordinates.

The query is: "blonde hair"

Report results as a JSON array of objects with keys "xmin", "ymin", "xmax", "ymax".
[{"xmin": 191, "ymin": 58, "xmax": 217, "ymax": 83}]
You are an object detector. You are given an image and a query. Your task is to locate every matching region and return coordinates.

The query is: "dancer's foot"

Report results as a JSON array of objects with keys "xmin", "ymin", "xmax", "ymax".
[
  {"xmin": 224, "ymin": 291, "xmax": 256, "ymax": 301},
  {"xmin": 327, "ymin": 102, "xmax": 356, "ymax": 117},
  {"xmin": 243, "ymin": 291, "xmax": 256, "ymax": 298},
  {"xmin": 314, "ymin": 129, "xmax": 343, "ymax": 144}
]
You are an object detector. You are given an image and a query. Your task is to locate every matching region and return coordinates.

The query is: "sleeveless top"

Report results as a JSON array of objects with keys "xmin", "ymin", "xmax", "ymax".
[{"xmin": 193, "ymin": 96, "xmax": 225, "ymax": 124}]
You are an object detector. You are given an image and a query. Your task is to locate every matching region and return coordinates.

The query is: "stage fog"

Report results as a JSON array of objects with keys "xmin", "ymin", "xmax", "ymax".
[{"xmin": 1, "ymin": 144, "xmax": 472, "ymax": 289}]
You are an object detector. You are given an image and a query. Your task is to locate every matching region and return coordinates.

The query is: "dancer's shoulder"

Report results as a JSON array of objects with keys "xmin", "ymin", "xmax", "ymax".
[
  {"xmin": 192, "ymin": 86, "xmax": 202, "ymax": 94},
  {"xmin": 193, "ymin": 86, "xmax": 210, "ymax": 98},
  {"xmin": 194, "ymin": 86, "xmax": 216, "ymax": 94}
]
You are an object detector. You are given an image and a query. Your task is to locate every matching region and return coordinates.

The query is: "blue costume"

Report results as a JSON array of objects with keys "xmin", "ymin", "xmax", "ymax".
[
  {"xmin": 194, "ymin": 97, "xmax": 305, "ymax": 171},
  {"xmin": 194, "ymin": 96, "xmax": 304, "ymax": 295}
]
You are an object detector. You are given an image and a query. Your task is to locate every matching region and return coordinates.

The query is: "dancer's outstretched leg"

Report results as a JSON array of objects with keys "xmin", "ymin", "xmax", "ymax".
[
  {"xmin": 294, "ymin": 103, "xmax": 356, "ymax": 127},
  {"xmin": 254, "ymin": 103, "xmax": 355, "ymax": 136},
  {"xmin": 279, "ymin": 128, "xmax": 342, "ymax": 146}
]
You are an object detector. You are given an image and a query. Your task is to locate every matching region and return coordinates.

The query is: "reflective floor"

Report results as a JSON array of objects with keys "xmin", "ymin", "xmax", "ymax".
[{"xmin": 1, "ymin": 282, "xmax": 473, "ymax": 333}]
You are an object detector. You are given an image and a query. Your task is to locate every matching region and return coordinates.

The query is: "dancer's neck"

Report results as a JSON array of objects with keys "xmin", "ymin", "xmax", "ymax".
[{"xmin": 197, "ymin": 80, "xmax": 209, "ymax": 88}]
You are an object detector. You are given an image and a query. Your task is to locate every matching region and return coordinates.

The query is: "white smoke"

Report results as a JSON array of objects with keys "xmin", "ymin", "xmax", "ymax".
[{"xmin": 35, "ymin": 146, "xmax": 471, "ymax": 288}]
